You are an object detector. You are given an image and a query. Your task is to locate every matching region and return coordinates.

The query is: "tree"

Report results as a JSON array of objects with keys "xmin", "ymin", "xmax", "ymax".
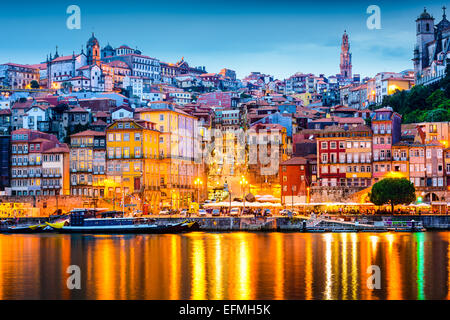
[
  {"xmin": 369, "ymin": 178, "xmax": 416, "ymax": 213},
  {"xmin": 30, "ymin": 80, "xmax": 40, "ymax": 89},
  {"xmin": 426, "ymin": 89, "xmax": 446, "ymax": 109}
]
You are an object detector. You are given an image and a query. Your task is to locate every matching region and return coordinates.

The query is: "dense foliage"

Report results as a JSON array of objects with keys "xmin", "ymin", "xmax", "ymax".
[
  {"xmin": 369, "ymin": 178, "xmax": 416, "ymax": 213},
  {"xmin": 382, "ymin": 64, "xmax": 450, "ymax": 123}
]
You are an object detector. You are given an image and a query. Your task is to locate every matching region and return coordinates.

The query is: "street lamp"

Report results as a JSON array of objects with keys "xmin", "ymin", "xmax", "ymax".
[
  {"xmin": 194, "ymin": 177, "xmax": 203, "ymax": 203},
  {"xmin": 240, "ymin": 176, "xmax": 248, "ymax": 214},
  {"xmin": 306, "ymin": 187, "xmax": 310, "ymax": 204}
]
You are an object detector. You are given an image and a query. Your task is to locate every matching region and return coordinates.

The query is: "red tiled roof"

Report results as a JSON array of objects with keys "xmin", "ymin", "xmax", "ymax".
[
  {"xmin": 68, "ymin": 106, "xmax": 88, "ymax": 113},
  {"xmin": 42, "ymin": 144, "xmax": 70, "ymax": 153},
  {"xmin": 281, "ymin": 157, "xmax": 308, "ymax": 165},
  {"xmin": 12, "ymin": 101, "xmax": 34, "ymax": 109},
  {"xmin": 70, "ymin": 130, "xmax": 105, "ymax": 137},
  {"xmin": 51, "ymin": 54, "xmax": 80, "ymax": 63}
]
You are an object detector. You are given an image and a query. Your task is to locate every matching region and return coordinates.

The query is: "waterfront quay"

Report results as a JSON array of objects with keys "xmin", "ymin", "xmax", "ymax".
[{"xmin": 5, "ymin": 214, "xmax": 450, "ymax": 232}]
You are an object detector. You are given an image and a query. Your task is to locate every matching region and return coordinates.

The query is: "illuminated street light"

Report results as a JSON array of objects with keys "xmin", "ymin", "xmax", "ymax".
[
  {"xmin": 194, "ymin": 178, "xmax": 203, "ymax": 203},
  {"xmin": 240, "ymin": 176, "xmax": 248, "ymax": 213}
]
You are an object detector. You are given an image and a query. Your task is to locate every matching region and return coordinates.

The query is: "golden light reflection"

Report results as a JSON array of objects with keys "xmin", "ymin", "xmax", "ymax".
[
  {"xmin": 273, "ymin": 233, "xmax": 284, "ymax": 300},
  {"xmin": 341, "ymin": 233, "xmax": 348, "ymax": 300},
  {"xmin": 305, "ymin": 235, "xmax": 313, "ymax": 300},
  {"xmin": 350, "ymin": 233, "xmax": 358, "ymax": 300},
  {"xmin": 212, "ymin": 234, "xmax": 223, "ymax": 300},
  {"xmin": 0, "ymin": 233, "xmax": 448, "ymax": 300},
  {"xmin": 385, "ymin": 233, "xmax": 402, "ymax": 300},
  {"xmin": 236, "ymin": 233, "xmax": 251, "ymax": 300},
  {"xmin": 190, "ymin": 236, "xmax": 206, "ymax": 300},
  {"xmin": 169, "ymin": 235, "xmax": 181, "ymax": 300},
  {"xmin": 323, "ymin": 233, "xmax": 333, "ymax": 300}
]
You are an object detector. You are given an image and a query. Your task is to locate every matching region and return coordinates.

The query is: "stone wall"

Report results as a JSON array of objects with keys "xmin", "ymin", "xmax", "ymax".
[
  {"xmin": 0, "ymin": 195, "xmax": 114, "ymax": 217},
  {"xmin": 310, "ymin": 186, "xmax": 368, "ymax": 203}
]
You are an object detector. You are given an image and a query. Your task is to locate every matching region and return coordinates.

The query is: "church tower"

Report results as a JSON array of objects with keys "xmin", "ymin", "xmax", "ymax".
[
  {"xmin": 414, "ymin": 8, "xmax": 435, "ymax": 75},
  {"xmin": 340, "ymin": 31, "xmax": 352, "ymax": 79},
  {"xmin": 86, "ymin": 33, "xmax": 100, "ymax": 65}
]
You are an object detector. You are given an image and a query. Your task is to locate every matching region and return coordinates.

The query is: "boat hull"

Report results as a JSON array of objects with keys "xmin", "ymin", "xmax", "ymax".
[{"xmin": 58, "ymin": 222, "xmax": 193, "ymax": 234}]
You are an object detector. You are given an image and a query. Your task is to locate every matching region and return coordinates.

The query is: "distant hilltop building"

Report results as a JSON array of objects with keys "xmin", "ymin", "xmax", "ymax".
[
  {"xmin": 413, "ymin": 6, "xmax": 450, "ymax": 85},
  {"xmin": 340, "ymin": 30, "xmax": 352, "ymax": 79}
]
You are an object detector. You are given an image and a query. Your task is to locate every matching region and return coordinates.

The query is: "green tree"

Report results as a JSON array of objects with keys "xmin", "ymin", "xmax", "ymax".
[
  {"xmin": 30, "ymin": 80, "xmax": 40, "ymax": 89},
  {"xmin": 369, "ymin": 178, "xmax": 416, "ymax": 213},
  {"xmin": 424, "ymin": 108, "xmax": 450, "ymax": 122},
  {"xmin": 426, "ymin": 89, "xmax": 446, "ymax": 109}
]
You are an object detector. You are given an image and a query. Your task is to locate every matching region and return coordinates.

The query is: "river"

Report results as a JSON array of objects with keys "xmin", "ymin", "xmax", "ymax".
[{"xmin": 0, "ymin": 231, "xmax": 449, "ymax": 300}]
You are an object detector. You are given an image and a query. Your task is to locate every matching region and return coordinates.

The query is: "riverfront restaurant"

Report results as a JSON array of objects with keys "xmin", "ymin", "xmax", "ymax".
[{"xmin": 288, "ymin": 202, "xmax": 449, "ymax": 215}]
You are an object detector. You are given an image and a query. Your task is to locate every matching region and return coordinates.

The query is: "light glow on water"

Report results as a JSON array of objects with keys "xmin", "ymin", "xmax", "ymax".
[{"xmin": 0, "ymin": 232, "xmax": 449, "ymax": 300}]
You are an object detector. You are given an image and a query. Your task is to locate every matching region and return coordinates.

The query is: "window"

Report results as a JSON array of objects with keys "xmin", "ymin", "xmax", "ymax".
[
  {"xmin": 135, "ymin": 147, "xmax": 141, "ymax": 157},
  {"xmin": 135, "ymin": 133, "xmax": 141, "ymax": 141},
  {"xmin": 124, "ymin": 133, "xmax": 130, "ymax": 141},
  {"xmin": 123, "ymin": 147, "xmax": 130, "ymax": 158},
  {"xmin": 321, "ymin": 142, "xmax": 327, "ymax": 149},
  {"xmin": 108, "ymin": 133, "xmax": 114, "ymax": 141}
]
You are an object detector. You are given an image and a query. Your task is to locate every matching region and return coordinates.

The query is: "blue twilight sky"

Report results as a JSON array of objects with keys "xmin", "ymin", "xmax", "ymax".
[{"xmin": 0, "ymin": 0, "xmax": 447, "ymax": 79}]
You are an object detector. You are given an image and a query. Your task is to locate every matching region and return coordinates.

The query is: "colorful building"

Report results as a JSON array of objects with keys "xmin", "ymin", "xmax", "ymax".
[
  {"xmin": 106, "ymin": 118, "xmax": 161, "ymax": 213},
  {"xmin": 70, "ymin": 130, "xmax": 106, "ymax": 197},
  {"xmin": 136, "ymin": 107, "xmax": 203, "ymax": 209},
  {"xmin": 280, "ymin": 156, "xmax": 315, "ymax": 204},
  {"xmin": 316, "ymin": 125, "xmax": 372, "ymax": 188},
  {"xmin": 371, "ymin": 107, "xmax": 402, "ymax": 182}
]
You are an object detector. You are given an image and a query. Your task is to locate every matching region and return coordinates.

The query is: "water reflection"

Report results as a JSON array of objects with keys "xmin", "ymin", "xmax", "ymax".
[{"xmin": 0, "ymin": 232, "xmax": 449, "ymax": 300}]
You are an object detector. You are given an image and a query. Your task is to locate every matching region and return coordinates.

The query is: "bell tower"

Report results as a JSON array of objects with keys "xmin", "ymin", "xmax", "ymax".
[
  {"xmin": 86, "ymin": 33, "xmax": 100, "ymax": 65},
  {"xmin": 340, "ymin": 30, "xmax": 352, "ymax": 79},
  {"xmin": 415, "ymin": 8, "xmax": 435, "ymax": 72}
]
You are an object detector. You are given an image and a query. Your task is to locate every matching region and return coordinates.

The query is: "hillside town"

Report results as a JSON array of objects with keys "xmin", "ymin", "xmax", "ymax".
[{"xmin": 1, "ymin": 7, "xmax": 450, "ymax": 215}]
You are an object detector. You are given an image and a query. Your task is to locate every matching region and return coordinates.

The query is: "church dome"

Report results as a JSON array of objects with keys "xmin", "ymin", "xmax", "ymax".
[
  {"xmin": 103, "ymin": 43, "xmax": 113, "ymax": 51},
  {"xmin": 418, "ymin": 8, "xmax": 433, "ymax": 20},
  {"xmin": 87, "ymin": 33, "xmax": 99, "ymax": 46}
]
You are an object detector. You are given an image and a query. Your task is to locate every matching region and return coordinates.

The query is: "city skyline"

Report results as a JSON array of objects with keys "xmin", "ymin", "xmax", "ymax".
[{"xmin": 1, "ymin": 0, "xmax": 445, "ymax": 79}]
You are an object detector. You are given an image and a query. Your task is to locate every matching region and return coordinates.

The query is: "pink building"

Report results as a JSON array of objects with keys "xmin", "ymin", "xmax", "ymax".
[{"xmin": 197, "ymin": 92, "xmax": 239, "ymax": 108}]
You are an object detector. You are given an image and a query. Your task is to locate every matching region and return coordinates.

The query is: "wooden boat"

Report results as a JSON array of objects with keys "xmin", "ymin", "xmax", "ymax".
[{"xmin": 1, "ymin": 223, "xmax": 48, "ymax": 234}]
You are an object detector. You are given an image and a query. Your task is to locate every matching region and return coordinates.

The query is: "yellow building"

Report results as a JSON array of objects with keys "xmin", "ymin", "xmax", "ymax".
[
  {"xmin": 293, "ymin": 92, "xmax": 313, "ymax": 106},
  {"xmin": 391, "ymin": 143, "xmax": 410, "ymax": 179},
  {"xmin": 106, "ymin": 118, "xmax": 160, "ymax": 213},
  {"xmin": 136, "ymin": 107, "xmax": 203, "ymax": 209},
  {"xmin": 343, "ymin": 126, "xmax": 373, "ymax": 186}
]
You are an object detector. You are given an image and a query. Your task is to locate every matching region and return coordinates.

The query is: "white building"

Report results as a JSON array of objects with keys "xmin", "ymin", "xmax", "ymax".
[
  {"xmin": 111, "ymin": 105, "xmax": 134, "ymax": 120},
  {"xmin": 23, "ymin": 105, "xmax": 48, "ymax": 131},
  {"xmin": 42, "ymin": 145, "xmax": 69, "ymax": 196},
  {"xmin": 47, "ymin": 53, "xmax": 88, "ymax": 89},
  {"xmin": 123, "ymin": 76, "xmax": 144, "ymax": 100}
]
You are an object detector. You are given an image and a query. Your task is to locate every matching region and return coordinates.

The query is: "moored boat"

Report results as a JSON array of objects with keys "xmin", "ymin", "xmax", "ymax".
[
  {"xmin": 2, "ymin": 223, "xmax": 49, "ymax": 234},
  {"xmin": 56, "ymin": 209, "xmax": 199, "ymax": 234}
]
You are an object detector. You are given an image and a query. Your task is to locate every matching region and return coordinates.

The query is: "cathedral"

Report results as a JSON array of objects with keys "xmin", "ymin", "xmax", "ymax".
[
  {"xmin": 46, "ymin": 33, "xmax": 112, "ymax": 92},
  {"xmin": 413, "ymin": 7, "xmax": 450, "ymax": 84}
]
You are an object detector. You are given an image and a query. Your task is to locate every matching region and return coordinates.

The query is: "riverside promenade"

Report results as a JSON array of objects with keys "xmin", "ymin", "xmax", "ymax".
[{"xmin": 3, "ymin": 215, "xmax": 450, "ymax": 231}]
